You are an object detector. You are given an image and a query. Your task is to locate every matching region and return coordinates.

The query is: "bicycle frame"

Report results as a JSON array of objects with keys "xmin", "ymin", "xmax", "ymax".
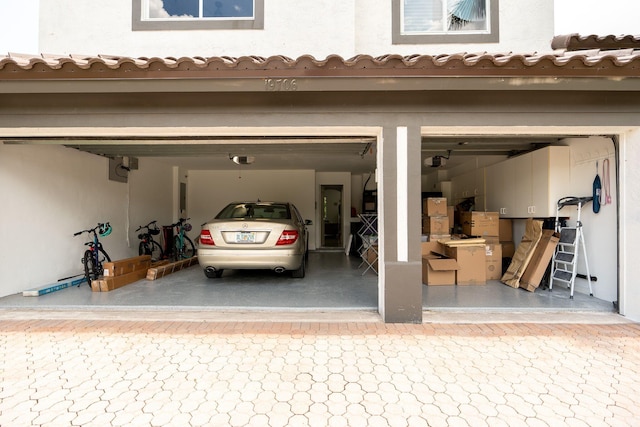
[
  {"xmin": 74, "ymin": 222, "xmax": 111, "ymax": 287},
  {"xmin": 172, "ymin": 217, "xmax": 194, "ymax": 260},
  {"xmin": 136, "ymin": 220, "xmax": 163, "ymax": 261},
  {"xmin": 176, "ymin": 222, "xmax": 186, "ymax": 253},
  {"xmin": 88, "ymin": 230, "xmax": 102, "ymax": 265}
]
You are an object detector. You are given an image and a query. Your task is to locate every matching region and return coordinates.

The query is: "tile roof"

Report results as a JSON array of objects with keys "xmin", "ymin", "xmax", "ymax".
[{"xmin": 1, "ymin": 34, "xmax": 640, "ymax": 80}]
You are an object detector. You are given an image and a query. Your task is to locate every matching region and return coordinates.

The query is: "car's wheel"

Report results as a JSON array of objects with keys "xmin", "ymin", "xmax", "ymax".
[
  {"xmin": 292, "ymin": 257, "xmax": 305, "ymax": 278},
  {"xmin": 204, "ymin": 268, "xmax": 224, "ymax": 279}
]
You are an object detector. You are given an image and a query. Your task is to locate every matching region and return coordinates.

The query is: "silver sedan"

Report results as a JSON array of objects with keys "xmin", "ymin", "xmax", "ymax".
[{"xmin": 197, "ymin": 201, "xmax": 311, "ymax": 278}]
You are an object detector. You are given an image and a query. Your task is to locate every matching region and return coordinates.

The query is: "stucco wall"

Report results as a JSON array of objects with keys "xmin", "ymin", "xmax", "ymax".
[
  {"xmin": 38, "ymin": 0, "xmax": 554, "ymax": 58},
  {"xmin": 618, "ymin": 129, "xmax": 640, "ymax": 320},
  {"xmin": 187, "ymin": 169, "xmax": 317, "ymax": 249},
  {"xmin": 0, "ymin": 144, "xmax": 173, "ymax": 297},
  {"xmin": 565, "ymin": 137, "xmax": 617, "ymax": 302}
]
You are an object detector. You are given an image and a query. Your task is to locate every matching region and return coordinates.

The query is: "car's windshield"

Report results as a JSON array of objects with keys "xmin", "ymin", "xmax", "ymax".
[{"xmin": 216, "ymin": 203, "xmax": 291, "ymax": 220}]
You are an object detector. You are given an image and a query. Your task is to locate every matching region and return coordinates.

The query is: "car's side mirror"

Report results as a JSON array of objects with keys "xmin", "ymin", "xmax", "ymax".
[{"xmin": 305, "ymin": 219, "xmax": 313, "ymax": 225}]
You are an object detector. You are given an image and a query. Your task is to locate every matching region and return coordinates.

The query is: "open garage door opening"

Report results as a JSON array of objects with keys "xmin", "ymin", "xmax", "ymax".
[
  {"xmin": 0, "ymin": 126, "xmax": 620, "ymax": 316},
  {"xmin": 419, "ymin": 129, "xmax": 619, "ymax": 313}
]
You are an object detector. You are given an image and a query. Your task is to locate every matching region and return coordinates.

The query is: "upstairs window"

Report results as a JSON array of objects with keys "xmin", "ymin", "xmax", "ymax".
[
  {"xmin": 133, "ymin": 0, "xmax": 264, "ymax": 30},
  {"xmin": 393, "ymin": 0, "xmax": 499, "ymax": 44}
]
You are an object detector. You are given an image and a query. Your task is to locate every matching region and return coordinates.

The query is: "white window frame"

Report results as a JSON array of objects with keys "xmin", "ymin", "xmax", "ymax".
[
  {"xmin": 133, "ymin": 0, "xmax": 264, "ymax": 31},
  {"xmin": 392, "ymin": 0, "xmax": 499, "ymax": 44}
]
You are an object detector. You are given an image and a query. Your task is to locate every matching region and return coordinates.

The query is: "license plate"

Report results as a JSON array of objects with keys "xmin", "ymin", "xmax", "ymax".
[{"xmin": 236, "ymin": 231, "xmax": 255, "ymax": 243}]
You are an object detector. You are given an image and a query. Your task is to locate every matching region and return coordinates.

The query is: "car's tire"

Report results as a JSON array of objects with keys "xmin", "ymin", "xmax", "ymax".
[
  {"xmin": 292, "ymin": 257, "xmax": 305, "ymax": 278},
  {"xmin": 204, "ymin": 268, "xmax": 224, "ymax": 279}
]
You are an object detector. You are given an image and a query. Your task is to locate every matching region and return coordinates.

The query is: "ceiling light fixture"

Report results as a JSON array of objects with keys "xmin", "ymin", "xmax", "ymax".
[{"xmin": 230, "ymin": 155, "xmax": 255, "ymax": 165}]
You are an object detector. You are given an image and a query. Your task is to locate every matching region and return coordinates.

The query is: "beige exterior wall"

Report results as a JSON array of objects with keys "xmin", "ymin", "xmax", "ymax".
[{"xmin": 38, "ymin": 0, "xmax": 554, "ymax": 58}]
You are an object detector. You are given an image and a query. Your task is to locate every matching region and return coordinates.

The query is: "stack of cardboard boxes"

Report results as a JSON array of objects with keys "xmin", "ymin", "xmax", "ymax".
[
  {"xmin": 422, "ymin": 201, "xmax": 503, "ymax": 286},
  {"xmin": 421, "ymin": 197, "xmax": 455, "ymax": 286},
  {"xmin": 422, "ymin": 197, "xmax": 451, "ymax": 240},
  {"xmin": 459, "ymin": 211, "xmax": 501, "ymax": 281}
]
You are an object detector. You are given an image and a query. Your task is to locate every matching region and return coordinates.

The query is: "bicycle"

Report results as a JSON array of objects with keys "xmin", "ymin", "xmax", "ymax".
[
  {"xmin": 169, "ymin": 217, "xmax": 195, "ymax": 261},
  {"xmin": 136, "ymin": 220, "xmax": 164, "ymax": 262},
  {"xmin": 74, "ymin": 222, "xmax": 112, "ymax": 287}
]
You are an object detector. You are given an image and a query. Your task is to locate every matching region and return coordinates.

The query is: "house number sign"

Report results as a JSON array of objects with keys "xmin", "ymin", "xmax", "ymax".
[{"xmin": 264, "ymin": 78, "xmax": 297, "ymax": 91}]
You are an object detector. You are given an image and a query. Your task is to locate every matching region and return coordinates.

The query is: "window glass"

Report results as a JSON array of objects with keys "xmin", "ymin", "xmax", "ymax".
[
  {"xmin": 146, "ymin": 0, "xmax": 253, "ymax": 20},
  {"xmin": 393, "ymin": 0, "xmax": 498, "ymax": 44},
  {"xmin": 203, "ymin": 0, "xmax": 254, "ymax": 18},
  {"xmin": 134, "ymin": 0, "xmax": 263, "ymax": 30},
  {"xmin": 150, "ymin": 0, "xmax": 198, "ymax": 18},
  {"xmin": 403, "ymin": 0, "xmax": 444, "ymax": 33},
  {"xmin": 402, "ymin": 0, "xmax": 488, "ymax": 34}
]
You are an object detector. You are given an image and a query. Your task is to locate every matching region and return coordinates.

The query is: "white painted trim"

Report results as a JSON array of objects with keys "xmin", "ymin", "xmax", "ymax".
[
  {"xmin": 397, "ymin": 126, "xmax": 408, "ymax": 262},
  {"xmin": 617, "ymin": 133, "xmax": 627, "ymax": 316},
  {"xmin": 0, "ymin": 126, "xmax": 381, "ymax": 138}
]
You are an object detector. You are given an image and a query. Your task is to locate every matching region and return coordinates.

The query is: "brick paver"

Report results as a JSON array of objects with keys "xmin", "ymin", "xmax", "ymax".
[{"xmin": 1, "ymin": 316, "xmax": 639, "ymax": 426}]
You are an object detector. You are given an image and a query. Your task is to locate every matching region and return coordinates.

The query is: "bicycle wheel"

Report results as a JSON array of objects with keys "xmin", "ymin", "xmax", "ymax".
[
  {"xmin": 173, "ymin": 235, "xmax": 196, "ymax": 260},
  {"xmin": 149, "ymin": 241, "xmax": 164, "ymax": 262},
  {"xmin": 139, "ymin": 241, "xmax": 151, "ymax": 257},
  {"xmin": 95, "ymin": 248, "xmax": 111, "ymax": 277},
  {"xmin": 83, "ymin": 250, "xmax": 98, "ymax": 286},
  {"xmin": 182, "ymin": 236, "xmax": 195, "ymax": 259}
]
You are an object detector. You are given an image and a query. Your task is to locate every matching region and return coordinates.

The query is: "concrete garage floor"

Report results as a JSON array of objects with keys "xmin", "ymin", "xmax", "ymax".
[{"xmin": 0, "ymin": 251, "xmax": 615, "ymax": 314}]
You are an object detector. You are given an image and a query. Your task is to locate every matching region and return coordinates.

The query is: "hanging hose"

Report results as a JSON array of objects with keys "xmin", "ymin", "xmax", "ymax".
[{"xmin": 602, "ymin": 158, "xmax": 612, "ymax": 206}]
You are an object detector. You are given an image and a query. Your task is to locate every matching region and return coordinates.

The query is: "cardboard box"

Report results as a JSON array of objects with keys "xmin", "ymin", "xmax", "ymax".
[
  {"xmin": 103, "ymin": 255, "xmax": 151, "ymax": 277},
  {"xmin": 422, "ymin": 255, "xmax": 459, "ymax": 285},
  {"xmin": 499, "ymin": 219, "xmax": 513, "ymax": 242},
  {"xmin": 422, "ymin": 215, "xmax": 449, "ymax": 234},
  {"xmin": 520, "ymin": 230, "xmax": 560, "ymax": 291},
  {"xmin": 485, "ymin": 243, "xmax": 503, "ymax": 280},
  {"xmin": 421, "ymin": 241, "xmax": 443, "ymax": 256},
  {"xmin": 447, "ymin": 206, "xmax": 454, "ymax": 231},
  {"xmin": 442, "ymin": 243, "xmax": 486, "ymax": 285},
  {"xmin": 146, "ymin": 257, "xmax": 198, "ymax": 280},
  {"xmin": 95, "ymin": 269, "xmax": 149, "ymax": 292},
  {"xmin": 501, "ymin": 219, "xmax": 544, "ymax": 288},
  {"xmin": 423, "ymin": 197, "xmax": 448, "ymax": 217},
  {"xmin": 460, "ymin": 211, "xmax": 500, "ymax": 238}
]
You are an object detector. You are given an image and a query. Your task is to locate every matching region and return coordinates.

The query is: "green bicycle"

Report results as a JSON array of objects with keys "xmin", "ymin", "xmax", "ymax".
[{"xmin": 170, "ymin": 217, "xmax": 195, "ymax": 261}]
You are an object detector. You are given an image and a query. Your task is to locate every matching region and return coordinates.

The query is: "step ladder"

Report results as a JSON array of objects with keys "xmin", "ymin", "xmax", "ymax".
[{"xmin": 550, "ymin": 196, "xmax": 594, "ymax": 299}]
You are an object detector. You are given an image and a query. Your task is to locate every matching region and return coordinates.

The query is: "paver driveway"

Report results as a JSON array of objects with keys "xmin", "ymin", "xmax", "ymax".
[{"xmin": 1, "ymin": 310, "xmax": 639, "ymax": 426}]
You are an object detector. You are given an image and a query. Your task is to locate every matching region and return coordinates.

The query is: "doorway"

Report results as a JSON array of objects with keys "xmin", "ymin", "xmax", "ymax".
[{"xmin": 321, "ymin": 185, "xmax": 343, "ymax": 248}]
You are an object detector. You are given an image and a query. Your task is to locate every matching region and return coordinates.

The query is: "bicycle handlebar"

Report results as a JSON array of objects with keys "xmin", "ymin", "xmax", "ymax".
[
  {"xmin": 167, "ymin": 218, "xmax": 190, "ymax": 228},
  {"xmin": 73, "ymin": 222, "xmax": 108, "ymax": 237},
  {"xmin": 135, "ymin": 220, "xmax": 158, "ymax": 232}
]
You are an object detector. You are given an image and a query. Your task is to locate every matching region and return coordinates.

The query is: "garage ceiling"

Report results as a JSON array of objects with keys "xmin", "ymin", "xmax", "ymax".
[{"xmin": 4, "ymin": 134, "xmax": 578, "ymax": 173}]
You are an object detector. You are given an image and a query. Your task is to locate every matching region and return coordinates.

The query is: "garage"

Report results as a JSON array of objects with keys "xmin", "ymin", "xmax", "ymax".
[{"xmin": 1, "ymin": 38, "xmax": 639, "ymax": 322}]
